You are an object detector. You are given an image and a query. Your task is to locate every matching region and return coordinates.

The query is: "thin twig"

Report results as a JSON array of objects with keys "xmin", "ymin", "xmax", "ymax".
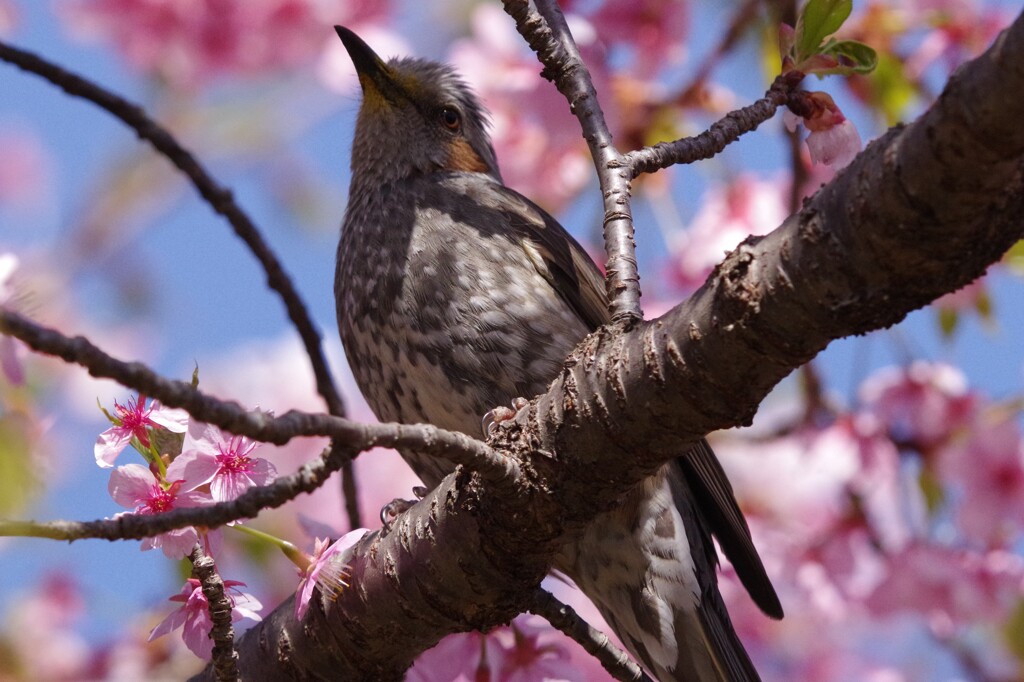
[
  {"xmin": 501, "ymin": 0, "xmax": 643, "ymax": 324},
  {"xmin": 0, "ymin": 38, "xmax": 364, "ymax": 529},
  {"xmin": 622, "ymin": 74, "xmax": 799, "ymax": 177},
  {"xmin": 0, "ymin": 442, "xmax": 349, "ymax": 540},
  {"xmin": 191, "ymin": 545, "xmax": 240, "ymax": 682},
  {"xmin": 528, "ymin": 589, "xmax": 652, "ymax": 682},
  {"xmin": 0, "ymin": 310, "xmax": 516, "ymax": 484}
]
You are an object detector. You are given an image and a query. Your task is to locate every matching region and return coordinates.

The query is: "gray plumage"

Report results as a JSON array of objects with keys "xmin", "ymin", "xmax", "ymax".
[{"xmin": 333, "ymin": 26, "xmax": 781, "ymax": 681}]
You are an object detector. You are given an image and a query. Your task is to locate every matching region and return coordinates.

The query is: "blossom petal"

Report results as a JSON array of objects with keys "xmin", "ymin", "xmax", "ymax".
[
  {"xmin": 94, "ymin": 427, "xmax": 131, "ymax": 468},
  {"xmin": 0, "ymin": 335, "xmax": 24, "ymax": 385},
  {"xmin": 168, "ymin": 451, "xmax": 221, "ymax": 491},
  {"xmin": 107, "ymin": 463, "xmax": 156, "ymax": 507},
  {"xmin": 148, "ymin": 403, "xmax": 189, "ymax": 432},
  {"xmin": 807, "ymin": 119, "xmax": 861, "ymax": 169}
]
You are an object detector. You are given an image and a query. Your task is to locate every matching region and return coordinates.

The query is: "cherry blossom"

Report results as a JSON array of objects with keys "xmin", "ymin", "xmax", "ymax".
[
  {"xmin": 448, "ymin": 4, "xmax": 592, "ymax": 211},
  {"xmin": 0, "ymin": 126, "xmax": 50, "ymax": 208},
  {"xmin": 858, "ymin": 361, "xmax": 976, "ymax": 452},
  {"xmin": 4, "ymin": 574, "xmax": 90, "ymax": 680},
  {"xmin": 784, "ymin": 92, "xmax": 863, "ymax": 169},
  {"xmin": 936, "ymin": 411, "xmax": 1024, "ymax": 545},
  {"xmin": 59, "ymin": 0, "xmax": 390, "ymax": 90},
  {"xmin": 108, "ymin": 463, "xmax": 211, "ymax": 558},
  {"xmin": 670, "ymin": 174, "xmax": 788, "ymax": 291},
  {"xmin": 0, "ymin": 252, "xmax": 24, "ymax": 384},
  {"xmin": 865, "ymin": 542, "xmax": 1024, "ymax": 627},
  {"xmin": 0, "ymin": 0, "xmax": 16, "ymax": 35},
  {"xmin": 564, "ymin": 0, "xmax": 689, "ymax": 78},
  {"xmin": 294, "ymin": 528, "xmax": 368, "ymax": 620},
  {"xmin": 903, "ymin": 0, "xmax": 1011, "ymax": 79},
  {"xmin": 149, "ymin": 578, "xmax": 262, "ymax": 660},
  {"xmin": 408, "ymin": 614, "xmax": 585, "ymax": 682},
  {"xmin": 95, "ymin": 395, "xmax": 189, "ymax": 467},
  {"xmin": 172, "ymin": 419, "xmax": 276, "ymax": 502}
]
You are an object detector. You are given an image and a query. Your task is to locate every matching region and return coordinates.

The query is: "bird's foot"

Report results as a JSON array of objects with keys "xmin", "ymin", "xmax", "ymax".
[
  {"xmin": 379, "ymin": 486, "xmax": 428, "ymax": 531},
  {"xmin": 482, "ymin": 397, "xmax": 530, "ymax": 437}
]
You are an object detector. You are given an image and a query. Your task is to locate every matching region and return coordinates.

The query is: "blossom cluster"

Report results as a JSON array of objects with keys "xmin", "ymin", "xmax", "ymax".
[
  {"xmin": 715, "ymin": 361, "xmax": 1024, "ymax": 678},
  {"xmin": 92, "ymin": 393, "xmax": 367, "ymax": 660}
]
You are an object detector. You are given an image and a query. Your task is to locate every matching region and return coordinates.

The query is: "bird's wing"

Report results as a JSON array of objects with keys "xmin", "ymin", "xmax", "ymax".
[
  {"xmin": 480, "ymin": 179, "xmax": 782, "ymax": 619},
  {"xmin": 490, "ymin": 185, "xmax": 611, "ymax": 330}
]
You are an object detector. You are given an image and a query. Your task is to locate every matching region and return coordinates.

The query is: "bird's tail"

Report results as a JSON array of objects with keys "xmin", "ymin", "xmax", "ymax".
[{"xmin": 555, "ymin": 464, "xmax": 761, "ymax": 681}]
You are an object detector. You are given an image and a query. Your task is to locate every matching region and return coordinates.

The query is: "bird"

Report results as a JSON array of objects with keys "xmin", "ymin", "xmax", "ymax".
[{"xmin": 332, "ymin": 25, "xmax": 782, "ymax": 681}]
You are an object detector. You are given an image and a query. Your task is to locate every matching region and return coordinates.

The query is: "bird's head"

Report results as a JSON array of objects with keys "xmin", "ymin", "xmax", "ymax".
[{"xmin": 335, "ymin": 26, "xmax": 502, "ymax": 185}]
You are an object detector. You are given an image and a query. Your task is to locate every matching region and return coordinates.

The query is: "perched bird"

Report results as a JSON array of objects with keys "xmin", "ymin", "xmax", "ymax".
[{"xmin": 333, "ymin": 26, "xmax": 782, "ymax": 681}]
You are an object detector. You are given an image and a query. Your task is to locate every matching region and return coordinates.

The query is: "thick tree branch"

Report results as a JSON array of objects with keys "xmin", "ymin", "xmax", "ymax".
[{"xmin": 194, "ymin": 12, "xmax": 1024, "ymax": 678}]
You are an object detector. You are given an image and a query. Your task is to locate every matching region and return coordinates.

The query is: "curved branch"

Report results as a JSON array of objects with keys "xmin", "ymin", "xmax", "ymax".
[
  {"xmin": 528, "ymin": 589, "xmax": 652, "ymax": 682},
  {"xmin": 0, "ymin": 310, "xmax": 510, "ymax": 473},
  {"xmin": 0, "ymin": 41, "xmax": 346, "ymax": 420},
  {"xmin": 0, "ymin": 37, "xmax": 367, "ymax": 530},
  {"xmin": 620, "ymin": 75, "xmax": 798, "ymax": 177}
]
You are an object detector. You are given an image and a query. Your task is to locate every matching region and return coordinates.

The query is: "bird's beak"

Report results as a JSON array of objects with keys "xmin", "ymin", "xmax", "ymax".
[{"xmin": 334, "ymin": 26, "xmax": 404, "ymax": 105}]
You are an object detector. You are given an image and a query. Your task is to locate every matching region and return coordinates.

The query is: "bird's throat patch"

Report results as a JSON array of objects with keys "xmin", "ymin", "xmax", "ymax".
[{"xmin": 444, "ymin": 138, "xmax": 490, "ymax": 173}]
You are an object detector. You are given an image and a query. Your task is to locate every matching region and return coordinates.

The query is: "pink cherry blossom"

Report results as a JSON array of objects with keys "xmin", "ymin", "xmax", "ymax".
[
  {"xmin": 805, "ymin": 118, "xmax": 861, "ymax": 169},
  {"xmin": 0, "ymin": 127, "xmax": 50, "ymax": 208},
  {"xmin": 571, "ymin": 0, "xmax": 689, "ymax": 78},
  {"xmin": 448, "ymin": 4, "xmax": 592, "ymax": 211},
  {"xmin": 0, "ymin": 0, "xmax": 17, "ymax": 35},
  {"xmin": 904, "ymin": 0, "xmax": 1011, "ymax": 79},
  {"xmin": 149, "ymin": 578, "xmax": 262, "ymax": 660},
  {"xmin": 858, "ymin": 362, "xmax": 976, "ymax": 452},
  {"xmin": 4, "ymin": 574, "xmax": 90, "ymax": 680},
  {"xmin": 670, "ymin": 174, "xmax": 788, "ymax": 291},
  {"xmin": 95, "ymin": 395, "xmax": 189, "ymax": 467},
  {"xmin": 294, "ymin": 528, "xmax": 368, "ymax": 620},
  {"xmin": 0, "ymin": 252, "xmax": 25, "ymax": 384},
  {"xmin": 785, "ymin": 92, "xmax": 862, "ymax": 169},
  {"xmin": 59, "ymin": 0, "xmax": 389, "ymax": 90},
  {"xmin": 491, "ymin": 615, "xmax": 585, "ymax": 682},
  {"xmin": 865, "ymin": 542, "xmax": 1024, "ymax": 628},
  {"xmin": 407, "ymin": 629, "xmax": 499, "ymax": 682},
  {"xmin": 172, "ymin": 420, "xmax": 276, "ymax": 502},
  {"xmin": 108, "ymin": 463, "xmax": 210, "ymax": 558},
  {"xmin": 936, "ymin": 412, "xmax": 1024, "ymax": 545},
  {"xmin": 408, "ymin": 614, "xmax": 584, "ymax": 682}
]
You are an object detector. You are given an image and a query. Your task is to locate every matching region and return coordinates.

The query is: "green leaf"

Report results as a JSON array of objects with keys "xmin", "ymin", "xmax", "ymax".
[
  {"xmin": 1006, "ymin": 239, "xmax": 1024, "ymax": 274},
  {"xmin": 937, "ymin": 307, "xmax": 959, "ymax": 338},
  {"xmin": 918, "ymin": 465, "xmax": 945, "ymax": 515},
  {"xmin": 0, "ymin": 415, "xmax": 39, "ymax": 516},
  {"xmin": 191, "ymin": 363, "xmax": 201, "ymax": 389},
  {"xmin": 975, "ymin": 288, "xmax": 993, "ymax": 320},
  {"xmin": 869, "ymin": 54, "xmax": 919, "ymax": 125},
  {"xmin": 1004, "ymin": 600, "xmax": 1024, "ymax": 664},
  {"xmin": 820, "ymin": 40, "xmax": 878, "ymax": 75},
  {"xmin": 796, "ymin": 0, "xmax": 853, "ymax": 60},
  {"xmin": 96, "ymin": 397, "xmax": 117, "ymax": 424}
]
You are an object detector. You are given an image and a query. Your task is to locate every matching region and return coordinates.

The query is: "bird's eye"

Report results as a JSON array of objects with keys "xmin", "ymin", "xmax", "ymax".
[{"xmin": 440, "ymin": 107, "xmax": 461, "ymax": 131}]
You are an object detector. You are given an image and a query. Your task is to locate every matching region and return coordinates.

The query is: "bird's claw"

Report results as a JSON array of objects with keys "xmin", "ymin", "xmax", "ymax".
[
  {"xmin": 379, "ymin": 486, "xmax": 428, "ymax": 531},
  {"xmin": 481, "ymin": 397, "xmax": 530, "ymax": 436}
]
